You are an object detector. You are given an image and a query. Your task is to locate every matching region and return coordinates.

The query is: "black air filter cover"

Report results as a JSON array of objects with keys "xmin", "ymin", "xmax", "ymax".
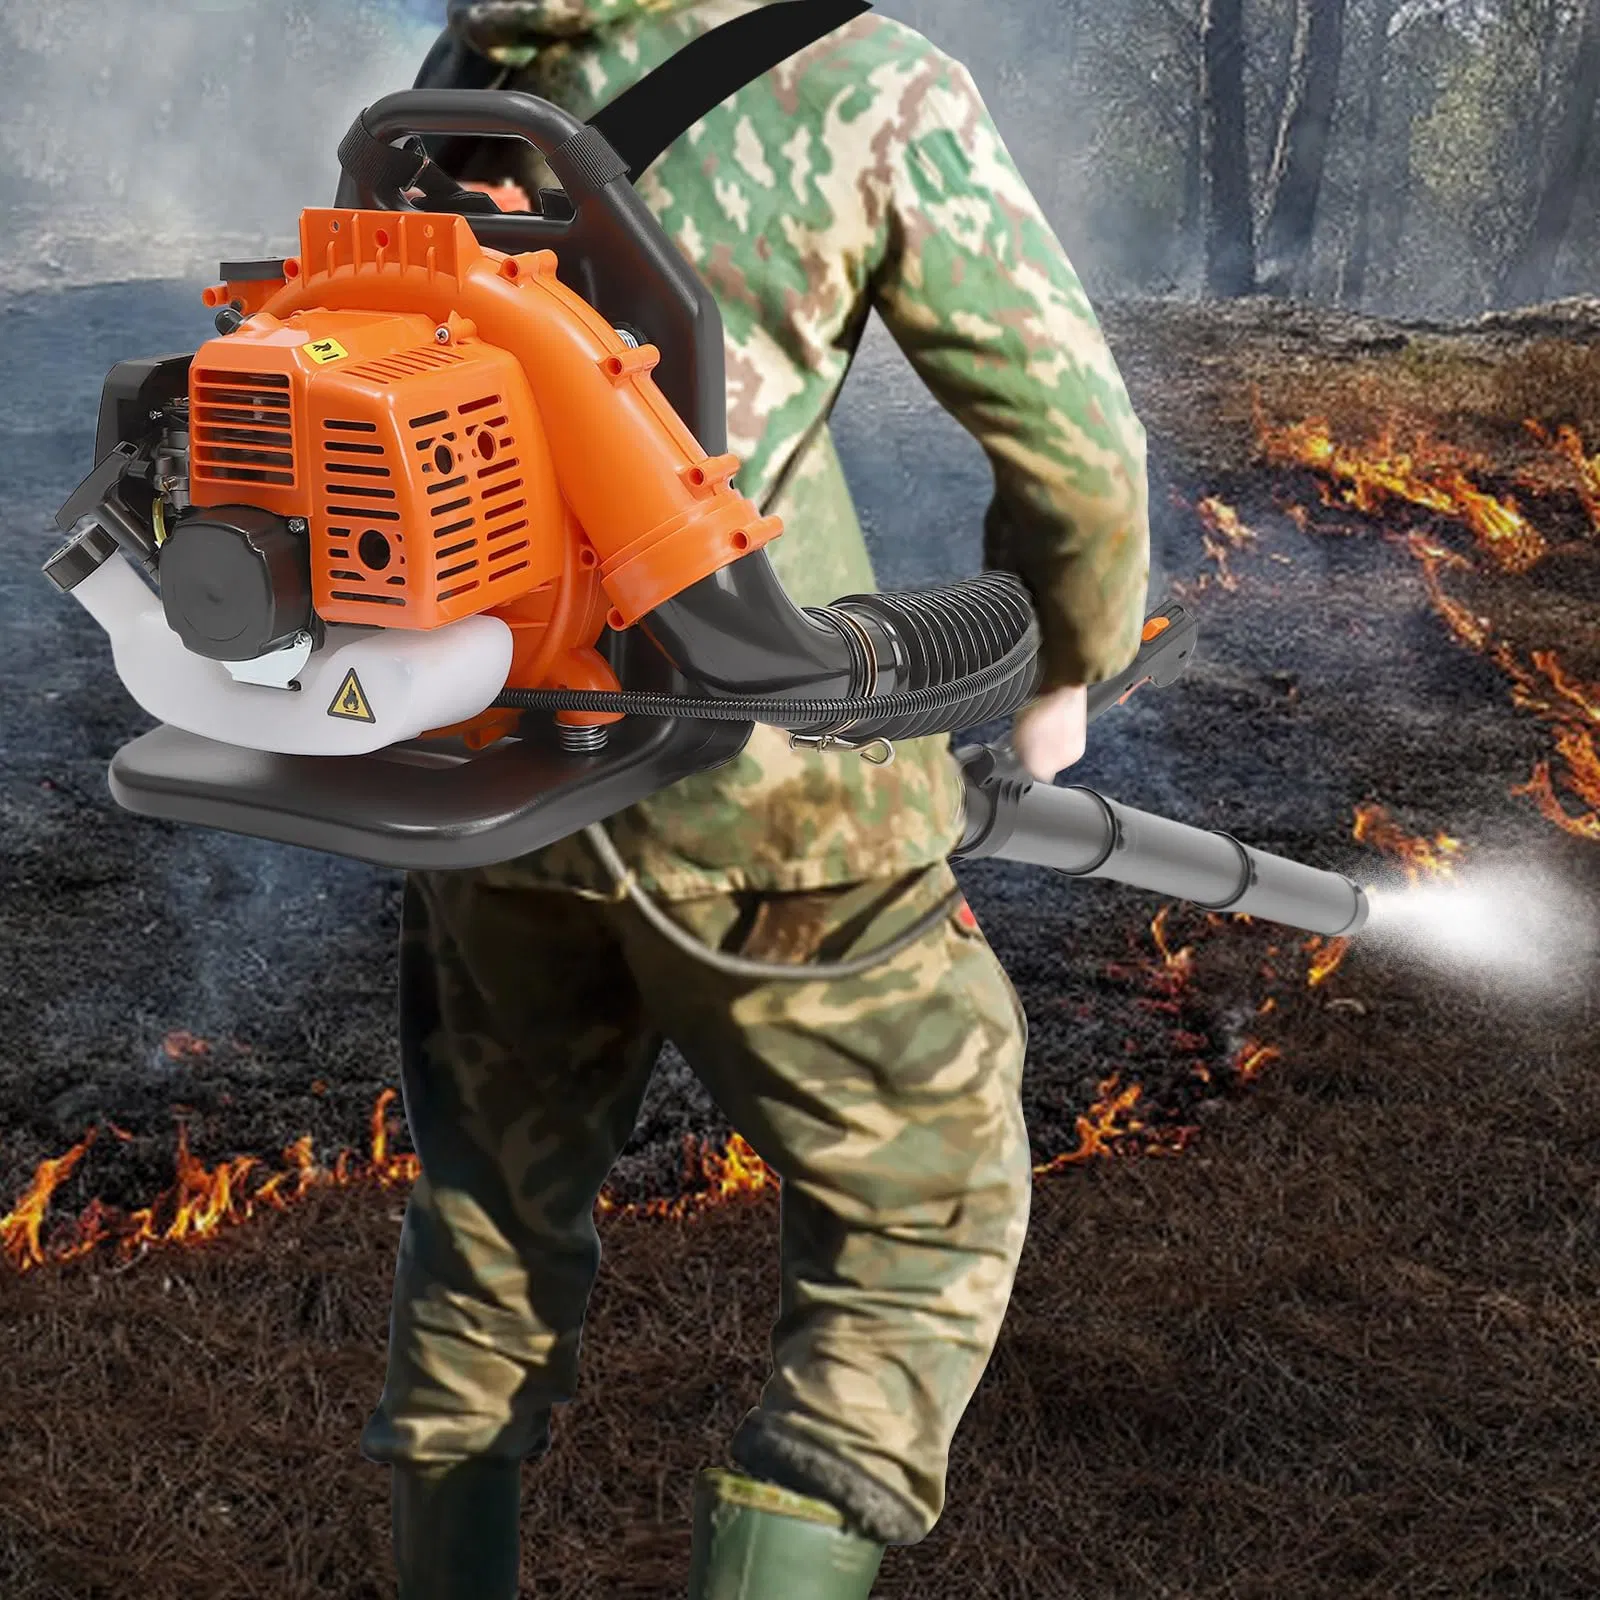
[{"xmin": 160, "ymin": 505, "xmax": 313, "ymax": 662}]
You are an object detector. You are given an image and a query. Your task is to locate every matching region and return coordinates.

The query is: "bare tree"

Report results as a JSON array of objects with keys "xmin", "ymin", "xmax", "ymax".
[
  {"xmin": 1202, "ymin": 0, "xmax": 1258, "ymax": 294},
  {"xmin": 1261, "ymin": 0, "xmax": 1304, "ymax": 179},
  {"xmin": 1258, "ymin": 0, "xmax": 1350, "ymax": 295},
  {"xmin": 1495, "ymin": 0, "xmax": 1600, "ymax": 306},
  {"xmin": 1339, "ymin": 0, "xmax": 1397, "ymax": 305},
  {"xmin": 1178, "ymin": 79, "xmax": 1206, "ymax": 283},
  {"xmin": 1525, "ymin": 0, "xmax": 1570, "ymax": 183}
]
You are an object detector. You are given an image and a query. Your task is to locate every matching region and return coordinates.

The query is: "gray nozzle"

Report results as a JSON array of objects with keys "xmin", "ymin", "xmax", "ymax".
[{"xmin": 956, "ymin": 746, "xmax": 1369, "ymax": 940}]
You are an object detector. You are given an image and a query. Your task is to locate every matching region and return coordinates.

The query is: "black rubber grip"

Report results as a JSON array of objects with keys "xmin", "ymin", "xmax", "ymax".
[
  {"xmin": 336, "ymin": 116, "xmax": 426, "ymax": 199},
  {"xmin": 551, "ymin": 124, "xmax": 630, "ymax": 191}
]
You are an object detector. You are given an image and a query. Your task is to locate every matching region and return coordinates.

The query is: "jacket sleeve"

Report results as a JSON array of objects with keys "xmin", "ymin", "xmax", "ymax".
[{"xmin": 867, "ymin": 45, "xmax": 1150, "ymax": 693}]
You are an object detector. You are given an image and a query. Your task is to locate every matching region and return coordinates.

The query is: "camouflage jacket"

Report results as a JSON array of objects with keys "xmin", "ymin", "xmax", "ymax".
[{"xmin": 445, "ymin": 0, "xmax": 1151, "ymax": 900}]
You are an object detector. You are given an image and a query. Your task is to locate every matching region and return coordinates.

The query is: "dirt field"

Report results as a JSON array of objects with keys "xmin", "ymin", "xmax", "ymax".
[{"xmin": 2, "ymin": 287, "xmax": 1598, "ymax": 1597}]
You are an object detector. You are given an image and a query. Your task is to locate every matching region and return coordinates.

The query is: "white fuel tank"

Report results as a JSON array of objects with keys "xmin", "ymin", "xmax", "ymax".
[{"xmin": 69, "ymin": 555, "xmax": 513, "ymax": 756}]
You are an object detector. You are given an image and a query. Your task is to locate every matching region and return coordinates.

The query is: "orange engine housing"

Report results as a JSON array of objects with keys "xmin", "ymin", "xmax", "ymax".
[
  {"xmin": 193, "ymin": 204, "xmax": 785, "ymax": 745},
  {"xmin": 189, "ymin": 310, "xmax": 564, "ymax": 629}
]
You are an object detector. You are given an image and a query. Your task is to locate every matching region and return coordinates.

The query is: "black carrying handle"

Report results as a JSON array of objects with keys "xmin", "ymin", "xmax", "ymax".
[
  {"xmin": 337, "ymin": 88, "xmax": 621, "ymax": 223},
  {"xmin": 408, "ymin": 25, "xmax": 513, "ymax": 175},
  {"xmin": 331, "ymin": 88, "xmax": 728, "ymax": 455}
]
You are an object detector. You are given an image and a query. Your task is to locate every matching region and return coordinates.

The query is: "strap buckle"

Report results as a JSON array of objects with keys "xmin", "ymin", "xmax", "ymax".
[{"xmin": 788, "ymin": 731, "xmax": 896, "ymax": 766}]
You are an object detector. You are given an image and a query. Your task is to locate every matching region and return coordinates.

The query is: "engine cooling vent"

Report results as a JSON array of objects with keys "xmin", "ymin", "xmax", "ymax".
[
  {"xmin": 319, "ymin": 417, "xmax": 403, "ymax": 610},
  {"xmin": 308, "ymin": 335, "xmax": 555, "ymax": 629},
  {"xmin": 409, "ymin": 391, "xmax": 532, "ymax": 607},
  {"xmin": 345, "ymin": 345, "xmax": 464, "ymax": 384},
  {"xmin": 190, "ymin": 369, "xmax": 295, "ymax": 489}
]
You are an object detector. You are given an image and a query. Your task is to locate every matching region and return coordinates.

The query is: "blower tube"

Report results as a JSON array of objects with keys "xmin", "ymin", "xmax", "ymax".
[
  {"xmin": 955, "ymin": 743, "xmax": 1370, "ymax": 939},
  {"xmin": 562, "ymin": 562, "xmax": 1366, "ymax": 979},
  {"xmin": 494, "ymin": 550, "xmax": 1042, "ymax": 742},
  {"xmin": 582, "ymin": 735, "xmax": 1369, "ymax": 983}
]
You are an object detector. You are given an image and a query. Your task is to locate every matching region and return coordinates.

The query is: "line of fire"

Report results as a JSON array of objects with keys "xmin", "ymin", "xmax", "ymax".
[{"xmin": 4, "ymin": 410, "xmax": 1595, "ymax": 1278}]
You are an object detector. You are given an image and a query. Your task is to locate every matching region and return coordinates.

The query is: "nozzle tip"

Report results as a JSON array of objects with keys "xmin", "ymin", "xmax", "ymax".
[{"xmin": 1340, "ymin": 882, "xmax": 1371, "ymax": 938}]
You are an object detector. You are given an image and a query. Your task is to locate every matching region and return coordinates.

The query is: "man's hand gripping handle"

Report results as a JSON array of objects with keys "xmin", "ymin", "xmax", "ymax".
[{"xmin": 1009, "ymin": 602, "xmax": 1198, "ymax": 780}]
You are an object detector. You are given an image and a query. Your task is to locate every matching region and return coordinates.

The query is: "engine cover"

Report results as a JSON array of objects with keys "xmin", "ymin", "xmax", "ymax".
[
  {"xmin": 160, "ymin": 504, "xmax": 312, "ymax": 661},
  {"xmin": 186, "ymin": 308, "xmax": 567, "ymax": 630}
]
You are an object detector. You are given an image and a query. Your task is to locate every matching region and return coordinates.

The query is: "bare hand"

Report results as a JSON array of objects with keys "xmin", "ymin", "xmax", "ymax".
[
  {"xmin": 458, "ymin": 178, "xmax": 533, "ymax": 212},
  {"xmin": 1012, "ymin": 684, "xmax": 1087, "ymax": 782}
]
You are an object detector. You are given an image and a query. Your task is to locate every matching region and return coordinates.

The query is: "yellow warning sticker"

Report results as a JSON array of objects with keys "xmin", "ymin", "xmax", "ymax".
[
  {"xmin": 305, "ymin": 337, "xmax": 349, "ymax": 365},
  {"xmin": 327, "ymin": 668, "xmax": 375, "ymax": 723}
]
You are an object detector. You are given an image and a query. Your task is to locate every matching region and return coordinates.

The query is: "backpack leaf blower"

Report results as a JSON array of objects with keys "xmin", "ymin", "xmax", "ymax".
[{"xmin": 41, "ymin": 78, "xmax": 1368, "ymax": 948}]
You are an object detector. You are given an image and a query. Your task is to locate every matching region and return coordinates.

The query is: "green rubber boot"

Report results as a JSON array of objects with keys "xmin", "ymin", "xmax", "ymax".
[
  {"xmin": 688, "ymin": 1468, "xmax": 886, "ymax": 1600},
  {"xmin": 390, "ymin": 1458, "xmax": 522, "ymax": 1600}
]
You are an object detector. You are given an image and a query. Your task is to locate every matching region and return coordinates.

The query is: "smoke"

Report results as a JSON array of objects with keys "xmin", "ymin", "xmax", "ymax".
[
  {"xmin": 0, "ymin": 1, "xmax": 438, "ymax": 295},
  {"xmin": 1357, "ymin": 854, "xmax": 1600, "ymax": 1002},
  {"xmin": 0, "ymin": 1, "xmax": 1560, "ymax": 317},
  {"xmin": 0, "ymin": 2, "xmax": 1114, "ymax": 298}
]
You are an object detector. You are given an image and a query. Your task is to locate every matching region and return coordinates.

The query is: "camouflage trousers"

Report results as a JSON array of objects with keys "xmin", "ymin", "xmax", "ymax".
[{"xmin": 358, "ymin": 850, "xmax": 1032, "ymax": 1545}]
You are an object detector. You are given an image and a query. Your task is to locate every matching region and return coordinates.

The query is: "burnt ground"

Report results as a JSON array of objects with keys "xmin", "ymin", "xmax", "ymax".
[{"xmin": 1, "ymin": 284, "xmax": 1599, "ymax": 1598}]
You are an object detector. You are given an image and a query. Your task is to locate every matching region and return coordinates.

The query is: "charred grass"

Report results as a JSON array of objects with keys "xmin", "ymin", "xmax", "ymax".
[
  {"xmin": 4, "ymin": 293, "xmax": 1600, "ymax": 1597},
  {"xmin": 1099, "ymin": 294, "xmax": 1600, "ymax": 482},
  {"xmin": 2, "ymin": 928, "xmax": 1597, "ymax": 1600}
]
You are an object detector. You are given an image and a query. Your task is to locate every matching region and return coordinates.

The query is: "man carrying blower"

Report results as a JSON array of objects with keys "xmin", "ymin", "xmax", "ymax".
[{"xmin": 358, "ymin": 2, "xmax": 1150, "ymax": 1595}]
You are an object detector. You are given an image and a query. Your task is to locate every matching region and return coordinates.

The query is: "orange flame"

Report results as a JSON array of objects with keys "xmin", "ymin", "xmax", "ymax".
[
  {"xmin": 0, "ymin": 1085, "xmax": 788, "ymax": 1273},
  {"xmin": 0, "ymin": 1090, "xmax": 422, "ymax": 1274},
  {"xmin": 1233, "ymin": 1041, "xmax": 1281, "ymax": 1083},
  {"xmin": 595, "ymin": 1132, "xmax": 777, "ymax": 1222},
  {"xmin": 1352, "ymin": 802, "xmax": 1462, "ymax": 884},
  {"xmin": 1036, "ymin": 1073, "xmax": 1148, "ymax": 1172},
  {"xmin": 1194, "ymin": 495, "xmax": 1257, "ymax": 591},
  {"xmin": 1524, "ymin": 421, "xmax": 1600, "ymax": 529},
  {"xmin": 1303, "ymin": 935, "xmax": 1351, "ymax": 988},
  {"xmin": 1257, "ymin": 416, "xmax": 1547, "ymax": 574},
  {"xmin": 1149, "ymin": 903, "xmax": 1196, "ymax": 976},
  {"xmin": 0, "ymin": 1129, "xmax": 99, "ymax": 1270},
  {"xmin": 366, "ymin": 1089, "xmax": 421, "ymax": 1183},
  {"xmin": 1261, "ymin": 415, "xmax": 1600, "ymax": 842},
  {"xmin": 1036, "ymin": 906, "xmax": 1222, "ymax": 1171},
  {"xmin": 1510, "ymin": 751, "xmax": 1600, "ymax": 842},
  {"xmin": 2, "ymin": 847, "xmax": 1358, "ymax": 1272}
]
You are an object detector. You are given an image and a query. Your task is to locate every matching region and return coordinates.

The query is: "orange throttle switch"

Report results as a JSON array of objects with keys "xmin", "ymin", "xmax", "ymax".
[{"xmin": 1082, "ymin": 604, "xmax": 1198, "ymax": 721}]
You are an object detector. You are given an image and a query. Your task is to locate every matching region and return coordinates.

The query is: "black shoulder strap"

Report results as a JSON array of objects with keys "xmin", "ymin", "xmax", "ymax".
[
  {"xmin": 590, "ymin": 0, "xmax": 872, "ymax": 183},
  {"xmin": 420, "ymin": 1, "xmax": 872, "ymax": 186}
]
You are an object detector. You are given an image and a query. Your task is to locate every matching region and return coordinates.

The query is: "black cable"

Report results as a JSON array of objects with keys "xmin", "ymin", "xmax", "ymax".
[
  {"xmin": 582, "ymin": 823, "xmax": 964, "ymax": 980},
  {"xmin": 492, "ymin": 617, "xmax": 1039, "ymax": 728}
]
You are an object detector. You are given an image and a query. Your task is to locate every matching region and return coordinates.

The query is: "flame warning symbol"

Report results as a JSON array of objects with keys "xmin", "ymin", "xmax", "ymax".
[{"xmin": 327, "ymin": 669, "xmax": 375, "ymax": 724}]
